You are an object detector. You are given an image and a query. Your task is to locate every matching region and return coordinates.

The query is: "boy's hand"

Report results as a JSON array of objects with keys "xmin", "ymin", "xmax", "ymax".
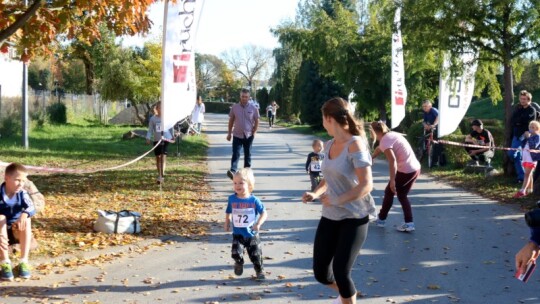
[
  {"xmin": 253, "ymin": 224, "xmax": 261, "ymax": 232},
  {"xmin": 16, "ymin": 213, "xmax": 28, "ymax": 231},
  {"xmin": 146, "ymin": 139, "xmax": 151, "ymax": 145},
  {"xmin": 224, "ymin": 222, "xmax": 230, "ymax": 232}
]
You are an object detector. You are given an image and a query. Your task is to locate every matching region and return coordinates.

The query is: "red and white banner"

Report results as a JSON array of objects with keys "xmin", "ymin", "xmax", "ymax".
[
  {"xmin": 161, "ymin": 0, "xmax": 205, "ymax": 131},
  {"xmin": 438, "ymin": 51, "xmax": 478, "ymax": 138},
  {"xmin": 391, "ymin": 5, "xmax": 407, "ymax": 129}
]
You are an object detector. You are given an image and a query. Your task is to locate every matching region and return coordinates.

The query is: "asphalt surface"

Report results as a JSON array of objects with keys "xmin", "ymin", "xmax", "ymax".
[{"xmin": 2, "ymin": 113, "xmax": 539, "ymax": 304}]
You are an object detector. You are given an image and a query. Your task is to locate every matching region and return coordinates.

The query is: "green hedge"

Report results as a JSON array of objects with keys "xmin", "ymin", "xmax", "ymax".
[
  {"xmin": 205, "ymin": 101, "xmax": 234, "ymax": 114},
  {"xmin": 46, "ymin": 102, "xmax": 67, "ymax": 124}
]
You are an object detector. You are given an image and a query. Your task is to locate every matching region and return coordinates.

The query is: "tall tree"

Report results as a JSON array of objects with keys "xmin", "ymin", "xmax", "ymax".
[
  {"xmin": 275, "ymin": 1, "xmax": 386, "ymax": 118},
  {"xmin": 195, "ymin": 53, "xmax": 228, "ymax": 99},
  {"xmin": 293, "ymin": 60, "xmax": 345, "ymax": 126},
  {"xmin": 271, "ymin": 42, "xmax": 302, "ymax": 118},
  {"xmin": 0, "ymin": 0, "xmax": 153, "ymax": 61},
  {"xmin": 221, "ymin": 44, "xmax": 273, "ymax": 94},
  {"xmin": 65, "ymin": 26, "xmax": 118, "ymax": 95},
  {"xmin": 120, "ymin": 42, "xmax": 163, "ymax": 125},
  {"xmin": 400, "ymin": 0, "xmax": 540, "ymax": 175},
  {"xmin": 28, "ymin": 59, "xmax": 51, "ymax": 91},
  {"xmin": 61, "ymin": 59, "xmax": 86, "ymax": 94}
]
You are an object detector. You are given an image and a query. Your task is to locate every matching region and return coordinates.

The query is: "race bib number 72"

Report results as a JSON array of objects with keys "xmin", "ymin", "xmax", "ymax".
[{"xmin": 232, "ymin": 208, "xmax": 256, "ymax": 228}]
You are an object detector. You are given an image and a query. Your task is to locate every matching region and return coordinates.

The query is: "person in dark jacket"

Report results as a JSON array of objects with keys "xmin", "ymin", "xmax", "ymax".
[
  {"xmin": 515, "ymin": 226, "xmax": 540, "ymax": 276},
  {"xmin": 464, "ymin": 119, "xmax": 495, "ymax": 166},
  {"xmin": 509, "ymin": 90, "xmax": 537, "ymax": 183}
]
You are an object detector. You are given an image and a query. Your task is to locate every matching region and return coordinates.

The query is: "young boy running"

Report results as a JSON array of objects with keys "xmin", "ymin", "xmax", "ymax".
[
  {"xmin": 224, "ymin": 168, "xmax": 268, "ymax": 280},
  {"xmin": 305, "ymin": 139, "xmax": 325, "ymax": 192}
]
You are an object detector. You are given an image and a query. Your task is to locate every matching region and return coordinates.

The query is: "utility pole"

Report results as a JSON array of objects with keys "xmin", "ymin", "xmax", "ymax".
[{"xmin": 21, "ymin": 0, "xmax": 29, "ymax": 149}]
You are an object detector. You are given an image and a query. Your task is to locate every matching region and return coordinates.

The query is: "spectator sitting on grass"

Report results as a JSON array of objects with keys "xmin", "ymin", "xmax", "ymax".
[
  {"xmin": 0, "ymin": 163, "xmax": 36, "ymax": 281},
  {"xmin": 464, "ymin": 119, "xmax": 495, "ymax": 166}
]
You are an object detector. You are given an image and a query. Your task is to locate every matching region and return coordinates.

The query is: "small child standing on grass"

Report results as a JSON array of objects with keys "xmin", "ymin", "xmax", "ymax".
[
  {"xmin": 224, "ymin": 168, "xmax": 267, "ymax": 280},
  {"xmin": 305, "ymin": 139, "xmax": 325, "ymax": 192},
  {"xmin": 514, "ymin": 120, "xmax": 540, "ymax": 198},
  {"xmin": 146, "ymin": 102, "xmax": 173, "ymax": 184},
  {"xmin": 0, "ymin": 163, "xmax": 36, "ymax": 281}
]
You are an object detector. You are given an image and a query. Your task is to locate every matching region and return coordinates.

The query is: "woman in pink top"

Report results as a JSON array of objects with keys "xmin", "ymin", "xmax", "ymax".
[{"xmin": 370, "ymin": 121, "xmax": 421, "ymax": 232}]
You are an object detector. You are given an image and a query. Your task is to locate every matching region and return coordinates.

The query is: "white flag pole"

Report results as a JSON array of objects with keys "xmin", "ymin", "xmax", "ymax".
[
  {"xmin": 390, "ymin": 4, "xmax": 407, "ymax": 129},
  {"xmin": 438, "ymin": 52, "xmax": 478, "ymax": 138},
  {"xmin": 161, "ymin": 0, "xmax": 204, "ymax": 132}
]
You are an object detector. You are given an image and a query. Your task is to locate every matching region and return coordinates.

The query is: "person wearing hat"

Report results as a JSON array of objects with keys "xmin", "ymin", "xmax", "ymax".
[{"xmin": 464, "ymin": 119, "xmax": 495, "ymax": 166}]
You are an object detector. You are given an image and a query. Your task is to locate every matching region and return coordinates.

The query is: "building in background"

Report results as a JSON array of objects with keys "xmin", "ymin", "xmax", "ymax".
[{"xmin": 0, "ymin": 47, "xmax": 23, "ymax": 97}]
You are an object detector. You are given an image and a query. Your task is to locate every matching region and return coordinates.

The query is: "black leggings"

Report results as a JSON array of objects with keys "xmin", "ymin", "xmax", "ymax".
[{"xmin": 313, "ymin": 216, "xmax": 369, "ymax": 298}]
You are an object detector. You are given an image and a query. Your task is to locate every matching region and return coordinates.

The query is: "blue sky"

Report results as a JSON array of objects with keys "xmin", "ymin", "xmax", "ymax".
[{"xmin": 123, "ymin": 0, "xmax": 300, "ymax": 55}]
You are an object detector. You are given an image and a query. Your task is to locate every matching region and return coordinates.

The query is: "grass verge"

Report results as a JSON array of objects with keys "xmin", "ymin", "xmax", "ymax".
[
  {"xmin": 0, "ymin": 121, "xmax": 212, "ymax": 269},
  {"xmin": 428, "ymin": 165, "xmax": 538, "ymax": 212}
]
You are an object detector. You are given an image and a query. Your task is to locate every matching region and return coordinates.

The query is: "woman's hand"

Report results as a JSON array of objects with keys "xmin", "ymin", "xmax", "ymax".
[
  {"xmin": 319, "ymin": 192, "xmax": 333, "ymax": 207},
  {"xmin": 389, "ymin": 180, "xmax": 397, "ymax": 194},
  {"xmin": 302, "ymin": 192, "xmax": 316, "ymax": 203}
]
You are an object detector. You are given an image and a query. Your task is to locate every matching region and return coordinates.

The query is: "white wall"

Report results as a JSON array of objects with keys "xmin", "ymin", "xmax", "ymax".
[{"xmin": 0, "ymin": 53, "xmax": 23, "ymax": 97}]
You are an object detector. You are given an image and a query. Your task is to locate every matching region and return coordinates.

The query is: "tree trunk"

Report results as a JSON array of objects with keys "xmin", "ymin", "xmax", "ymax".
[
  {"xmin": 502, "ymin": 61, "xmax": 515, "ymax": 177},
  {"xmin": 82, "ymin": 57, "xmax": 94, "ymax": 95},
  {"xmin": 378, "ymin": 102, "xmax": 388, "ymax": 123}
]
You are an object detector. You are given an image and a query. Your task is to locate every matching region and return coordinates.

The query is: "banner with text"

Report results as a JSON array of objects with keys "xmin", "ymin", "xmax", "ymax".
[
  {"xmin": 438, "ymin": 52, "xmax": 478, "ymax": 138},
  {"xmin": 161, "ymin": 0, "xmax": 204, "ymax": 131},
  {"xmin": 391, "ymin": 5, "xmax": 407, "ymax": 129}
]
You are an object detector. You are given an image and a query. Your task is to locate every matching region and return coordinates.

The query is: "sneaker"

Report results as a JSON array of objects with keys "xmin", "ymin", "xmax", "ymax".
[
  {"xmin": 333, "ymin": 296, "xmax": 342, "ymax": 304},
  {"xmin": 0, "ymin": 263, "xmax": 14, "ymax": 281},
  {"xmin": 513, "ymin": 191, "xmax": 526, "ymax": 198},
  {"xmin": 234, "ymin": 262, "xmax": 243, "ymax": 276},
  {"xmin": 397, "ymin": 222, "xmax": 415, "ymax": 232},
  {"xmin": 17, "ymin": 262, "xmax": 31, "ymax": 279},
  {"xmin": 227, "ymin": 170, "xmax": 235, "ymax": 180},
  {"xmin": 374, "ymin": 218, "xmax": 386, "ymax": 227},
  {"xmin": 255, "ymin": 270, "xmax": 266, "ymax": 281},
  {"xmin": 156, "ymin": 176, "xmax": 164, "ymax": 184}
]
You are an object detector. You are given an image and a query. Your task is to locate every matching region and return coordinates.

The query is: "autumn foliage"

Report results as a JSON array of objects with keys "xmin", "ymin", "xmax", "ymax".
[{"xmin": 0, "ymin": 0, "xmax": 156, "ymax": 60}]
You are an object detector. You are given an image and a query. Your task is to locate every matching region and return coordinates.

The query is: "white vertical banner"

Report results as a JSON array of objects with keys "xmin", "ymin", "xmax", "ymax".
[
  {"xmin": 161, "ymin": 0, "xmax": 204, "ymax": 131},
  {"xmin": 438, "ymin": 52, "xmax": 478, "ymax": 138},
  {"xmin": 391, "ymin": 5, "xmax": 407, "ymax": 129}
]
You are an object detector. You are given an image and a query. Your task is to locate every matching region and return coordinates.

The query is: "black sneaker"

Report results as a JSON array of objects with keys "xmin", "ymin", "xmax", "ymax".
[
  {"xmin": 234, "ymin": 262, "xmax": 243, "ymax": 276},
  {"xmin": 227, "ymin": 170, "xmax": 235, "ymax": 180},
  {"xmin": 255, "ymin": 270, "xmax": 266, "ymax": 281}
]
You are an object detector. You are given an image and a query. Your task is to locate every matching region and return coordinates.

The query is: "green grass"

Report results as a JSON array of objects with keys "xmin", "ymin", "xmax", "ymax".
[
  {"xmin": 0, "ymin": 120, "xmax": 210, "ymax": 260},
  {"xmin": 465, "ymin": 97, "xmax": 505, "ymax": 120},
  {"xmin": 0, "ymin": 120, "xmax": 206, "ymax": 166},
  {"xmin": 429, "ymin": 166, "xmax": 539, "ymax": 211}
]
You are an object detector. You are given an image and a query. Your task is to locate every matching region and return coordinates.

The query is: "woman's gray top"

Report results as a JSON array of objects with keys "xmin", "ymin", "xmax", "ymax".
[{"xmin": 321, "ymin": 136, "xmax": 376, "ymax": 221}]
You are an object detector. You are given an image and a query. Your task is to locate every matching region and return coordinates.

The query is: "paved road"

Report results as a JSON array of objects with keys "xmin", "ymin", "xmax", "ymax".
[{"xmin": 3, "ymin": 113, "xmax": 539, "ymax": 303}]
